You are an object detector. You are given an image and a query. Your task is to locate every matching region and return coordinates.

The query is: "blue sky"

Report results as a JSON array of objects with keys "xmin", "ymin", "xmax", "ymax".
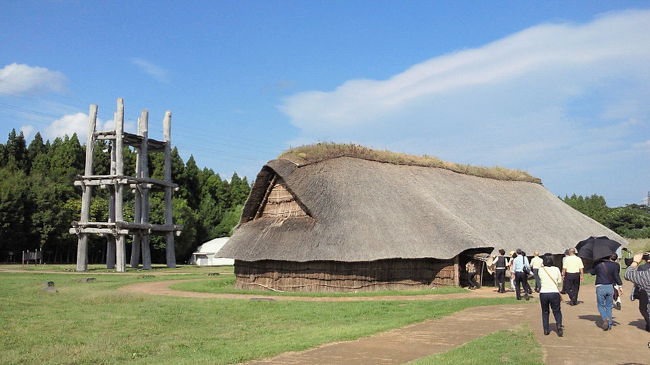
[{"xmin": 1, "ymin": 1, "xmax": 649, "ymax": 206}]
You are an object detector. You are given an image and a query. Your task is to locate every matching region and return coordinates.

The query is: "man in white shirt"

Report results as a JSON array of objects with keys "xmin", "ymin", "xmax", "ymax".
[
  {"xmin": 530, "ymin": 252, "xmax": 544, "ymax": 293},
  {"xmin": 562, "ymin": 248, "xmax": 584, "ymax": 305}
]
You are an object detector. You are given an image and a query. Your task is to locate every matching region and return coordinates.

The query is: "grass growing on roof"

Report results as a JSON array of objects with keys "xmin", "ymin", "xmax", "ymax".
[
  {"xmin": 279, "ymin": 143, "xmax": 541, "ymax": 184},
  {"xmin": 1, "ymin": 271, "xmax": 518, "ymax": 365},
  {"xmin": 406, "ymin": 325, "xmax": 543, "ymax": 365},
  {"xmin": 171, "ymin": 275, "xmax": 468, "ymax": 296}
]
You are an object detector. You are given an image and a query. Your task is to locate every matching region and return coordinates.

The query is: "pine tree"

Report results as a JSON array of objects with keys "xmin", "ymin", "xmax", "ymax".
[
  {"xmin": 182, "ymin": 155, "xmax": 200, "ymax": 210},
  {"xmin": 5, "ymin": 129, "xmax": 27, "ymax": 171},
  {"xmin": 26, "ymin": 132, "xmax": 47, "ymax": 174},
  {"xmin": 0, "ymin": 167, "xmax": 33, "ymax": 252},
  {"xmin": 229, "ymin": 172, "xmax": 250, "ymax": 206}
]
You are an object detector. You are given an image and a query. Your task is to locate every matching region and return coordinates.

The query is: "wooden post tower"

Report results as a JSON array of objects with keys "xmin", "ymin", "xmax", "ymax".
[{"xmin": 71, "ymin": 98, "xmax": 182, "ymax": 272}]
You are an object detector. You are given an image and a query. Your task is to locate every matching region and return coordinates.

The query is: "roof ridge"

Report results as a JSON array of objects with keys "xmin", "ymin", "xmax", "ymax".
[{"xmin": 278, "ymin": 143, "xmax": 542, "ymax": 184}]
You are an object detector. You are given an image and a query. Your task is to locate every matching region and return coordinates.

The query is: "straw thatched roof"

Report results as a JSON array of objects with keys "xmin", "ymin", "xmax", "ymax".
[
  {"xmin": 218, "ymin": 155, "xmax": 627, "ymax": 262},
  {"xmin": 279, "ymin": 143, "xmax": 542, "ymax": 184}
]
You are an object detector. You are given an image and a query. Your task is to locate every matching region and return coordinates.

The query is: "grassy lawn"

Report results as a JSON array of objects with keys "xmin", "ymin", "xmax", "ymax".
[
  {"xmin": 406, "ymin": 325, "xmax": 543, "ymax": 365},
  {"xmin": 1, "ymin": 271, "xmax": 520, "ymax": 365},
  {"xmin": 0, "ymin": 264, "xmax": 233, "ymax": 274},
  {"xmin": 170, "ymin": 275, "xmax": 469, "ymax": 297}
]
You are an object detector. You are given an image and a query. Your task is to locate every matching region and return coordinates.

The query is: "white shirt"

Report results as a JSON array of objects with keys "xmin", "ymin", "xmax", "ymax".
[
  {"xmin": 539, "ymin": 266, "xmax": 562, "ymax": 293},
  {"xmin": 530, "ymin": 256, "xmax": 543, "ymax": 269}
]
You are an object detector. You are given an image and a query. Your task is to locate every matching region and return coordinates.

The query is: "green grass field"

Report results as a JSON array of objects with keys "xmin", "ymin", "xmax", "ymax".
[
  {"xmin": 0, "ymin": 264, "xmax": 234, "ymax": 274},
  {"xmin": 0, "ymin": 269, "xmax": 520, "ymax": 365},
  {"xmin": 406, "ymin": 325, "xmax": 543, "ymax": 365}
]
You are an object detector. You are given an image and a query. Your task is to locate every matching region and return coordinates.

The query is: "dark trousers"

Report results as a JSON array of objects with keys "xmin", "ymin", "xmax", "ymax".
[
  {"xmin": 532, "ymin": 268, "xmax": 541, "ymax": 292},
  {"xmin": 564, "ymin": 272, "xmax": 581, "ymax": 304},
  {"xmin": 514, "ymin": 272, "xmax": 531, "ymax": 299},
  {"xmin": 540, "ymin": 292, "xmax": 562, "ymax": 332},
  {"xmin": 467, "ymin": 271, "xmax": 478, "ymax": 288},
  {"xmin": 637, "ymin": 287, "xmax": 650, "ymax": 330},
  {"xmin": 495, "ymin": 268, "xmax": 506, "ymax": 292}
]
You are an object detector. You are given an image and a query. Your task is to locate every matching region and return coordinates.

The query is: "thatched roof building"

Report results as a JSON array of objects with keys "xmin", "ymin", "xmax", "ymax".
[{"xmin": 218, "ymin": 144, "xmax": 627, "ymax": 292}]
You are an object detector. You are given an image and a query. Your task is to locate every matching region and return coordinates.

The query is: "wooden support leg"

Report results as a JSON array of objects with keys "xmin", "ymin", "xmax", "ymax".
[
  {"xmin": 76, "ymin": 234, "xmax": 88, "ymax": 272},
  {"xmin": 116, "ymin": 235, "xmax": 126, "ymax": 272},
  {"xmin": 165, "ymin": 232, "xmax": 176, "ymax": 268},
  {"xmin": 130, "ymin": 234, "xmax": 141, "ymax": 268},
  {"xmin": 106, "ymin": 236, "xmax": 116, "ymax": 269},
  {"xmin": 142, "ymin": 235, "xmax": 152, "ymax": 270}
]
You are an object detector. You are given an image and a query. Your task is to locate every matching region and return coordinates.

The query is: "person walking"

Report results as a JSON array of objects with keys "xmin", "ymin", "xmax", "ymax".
[
  {"xmin": 530, "ymin": 252, "xmax": 543, "ymax": 293},
  {"xmin": 538, "ymin": 254, "xmax": 563, "ymax": 336},
  {"xmin": 625, "ymin": 252, "xmax": 650, "ymax": 332},
  {"xmin": 512, "ymin": 248, "xmax": 532, "ymax": 300},
  {"xmin": 562, "ymin": 248, "xmax": 584, "ymax": 305},
  {"xmin": 591, "ymin": 254, "xmax": 623, "ymax": 331},
  {"xmin": 508, "ymin": 251, "xmax": 517, "ymax": 292},
  {"xmin": 560, "ymin": 249, "xmax": 569, "ymax": 294},
  {"xmin": 465, "ymin": 259, "xmax": 480, "ymax": 290},
  {"xmin": 493, "ymin": 249, "xmax": 508, "ymax": 293}
]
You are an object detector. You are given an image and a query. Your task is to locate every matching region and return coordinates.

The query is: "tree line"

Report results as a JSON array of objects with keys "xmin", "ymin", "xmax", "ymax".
[
  {"xmin": 562, "ymin": 194, "xmax": 650, "ymax": 239},
  {"xmin": 0, "ymin": 129, "xmax": 251, "ymax": 264}
]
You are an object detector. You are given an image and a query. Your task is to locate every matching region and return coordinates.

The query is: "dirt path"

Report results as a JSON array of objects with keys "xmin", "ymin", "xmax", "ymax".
[
  {"xmin": 121, "ymin": 279, "xmax": 650, "ymax": 364},
  {"xmin": 119, "ymin": 279, "xmax": 505, "ymax": 301},
  {"xmin": 526, "ymin": 284, "xmax": 649, "ymax": 365},
  {"xmin": 247, "ymin": 304, "xmax": 529, "ymax": 365}
]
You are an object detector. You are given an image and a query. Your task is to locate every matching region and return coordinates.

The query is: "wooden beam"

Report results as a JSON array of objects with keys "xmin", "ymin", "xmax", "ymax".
[
  {"xmin": 72, "ymin": 221, "xmax": 183, "ymax": 232},
  {"xmin": 95, "ymin": 131, "xmax": 166, "ymax": 152},
  {"xmin": 70, "ymin": 227, "xmax": 130, "ymax": 235},
  {"xmin": 74, "ymin": 175, "xmax": 178, "ymax": 188}
]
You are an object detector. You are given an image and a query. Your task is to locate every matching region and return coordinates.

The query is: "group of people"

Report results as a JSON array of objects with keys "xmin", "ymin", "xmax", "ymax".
[{"xmin": 485, "ymin": 248, "xmax": 650, "ymax": 337}]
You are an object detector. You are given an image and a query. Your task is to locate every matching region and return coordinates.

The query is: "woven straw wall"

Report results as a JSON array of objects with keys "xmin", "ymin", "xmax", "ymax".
[
  {"xmin": 259, "ymin": 181, "xmax": 307, "ymax": 219},
  {"xmin": 234, "ymin": 258, "xmax": 456, "ymax": 292}
]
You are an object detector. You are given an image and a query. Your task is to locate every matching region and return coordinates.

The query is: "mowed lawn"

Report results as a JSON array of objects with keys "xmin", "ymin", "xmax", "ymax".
[{"xmin": 1, "ymin": 269, "xmax": 520, "ymax": 365}]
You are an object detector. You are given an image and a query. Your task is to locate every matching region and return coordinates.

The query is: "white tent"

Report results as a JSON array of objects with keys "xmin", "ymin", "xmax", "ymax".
[{"xmin": 189, "ymin": 237, "xmax": 234, "ymax": 266}]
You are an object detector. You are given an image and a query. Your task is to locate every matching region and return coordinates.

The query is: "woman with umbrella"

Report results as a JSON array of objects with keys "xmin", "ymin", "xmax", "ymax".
[{"xmin": 578, "ymin": 236, "xmax": 624, "ymax": 331}]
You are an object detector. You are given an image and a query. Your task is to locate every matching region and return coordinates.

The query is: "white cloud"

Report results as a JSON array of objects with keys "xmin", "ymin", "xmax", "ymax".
[
  {"xmin": 279, "ymin": 9, "xmax": 650, "ymax": 205},
  {"xmin": 131, "ymin": 58, "xmax": 170, "ymax": 83},
  {"xmin": 44, "ymin": 113, "xmax": 134, "ymax": 141},
  {"xmin": 0, "ymin": 63, "xmax": 67, "ymax": 96},
  {"xmin": 20, "ymin": 125, "xmax": 34, "ymax": 139}
]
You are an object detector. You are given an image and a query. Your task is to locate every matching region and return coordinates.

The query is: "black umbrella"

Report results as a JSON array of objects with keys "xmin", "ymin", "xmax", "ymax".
[{"xmin": 575, "ymin": 236, "xmax": 621, "ymax": 261}]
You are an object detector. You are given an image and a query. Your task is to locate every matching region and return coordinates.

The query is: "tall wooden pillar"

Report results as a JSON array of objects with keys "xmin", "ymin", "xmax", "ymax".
[
  {"xmin": 163, "ymin": 111, "xmax": 176, "ymax": 268},
  {"xmin": 140, "ymin": 110, "xmax": 152, "ymax": 270},
  {"xmin": 130, "ymin": 111, "xmax": 147, "ymax": 268},
  {"xmin": 73, "ymin": 98, "xmax": 181, "ymax": 273},
  {"xmin": 106, "ymin": 144, "xmax": 116, "ymax": 269},
  {"xmin": 114, "ymin": 98, "xmax": 126, "ymax": 272},
  {"xmin": 76, "ymin": 104, "xmax": 98, "ymax": 272},
  {"xmin": 454, "ymin": 256, "xmax": 460, "ymax": 287}
]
